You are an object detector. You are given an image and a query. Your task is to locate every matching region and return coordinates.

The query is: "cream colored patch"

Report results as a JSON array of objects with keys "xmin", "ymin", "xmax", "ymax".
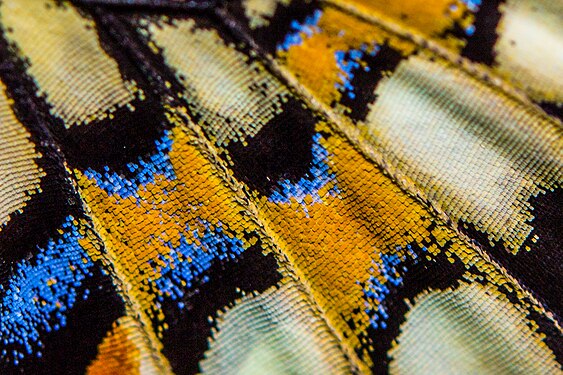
[
  {"xmin": 0, "ymin": 81, "xmax": 45, "ymax": 228},
  {"xmin": 389, "ymin": 282, "xmax": 560, "ymax": 375},
  {"xmin": 147, "ymin": 18, "xmax": 287, "ymax": 146},
  {"xmin": 243, "ymin": 0, "xmax": 290, "ymax": 29},
  {"xmin": 495, "ymin": 0, "xmax": 563, "ymax": 103},
  {"xmin": 0, "ymin": 0, "xmax": 138, "ymax": 126},
  {"xmin": 200, "ymin": 282, "xmax": 351, "ymax": 375},
  {"xmin": 365, "ymin": 55, "xmax": 562, "ymax": 252}
]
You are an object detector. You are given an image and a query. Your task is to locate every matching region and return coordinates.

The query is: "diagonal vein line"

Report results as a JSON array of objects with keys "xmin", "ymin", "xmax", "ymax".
[
  {"xmin": 75, "ymin": 207, "xmax": 175, "ymax": 374},
  {"xmin": 213, "ymin": 6, "xmax": 562, "ymax": 331},
  {"xmin": 88, "ymin": 7, "xmax": 365, "ymax": 374}
]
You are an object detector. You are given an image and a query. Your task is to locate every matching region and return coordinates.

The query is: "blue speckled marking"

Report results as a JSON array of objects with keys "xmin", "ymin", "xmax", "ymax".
[
  {"xmin": 360, "ymin": 245, "xmax": 426, "ymax": 329},
  {"xmin": 0, "ymin": 216, "xmax": 94, "ymax": 363},
  {"xmin": 268, "ymin": 133, "xmax": 340, "ymax": 216},
  {"xmin": 277, "ymin": 9, "xmax": 322, "ymax": 52},
  {"xmin": 335, "ymin": 44, "xmax": 379, "ymax": 100},
  {"xmin": 460, "ymin": 0, "xmax": 480, "ymax": 36},
  {"xmin": 84, "ymin": 130, "xmax": 176, "ymax": 199},
  {"xmin": 449, "ymin": 1, "xmax": 479, "ymax": 35},
  {"xmin": 150, "ymin": 221, "xmax": 246, "ymax": 308}
]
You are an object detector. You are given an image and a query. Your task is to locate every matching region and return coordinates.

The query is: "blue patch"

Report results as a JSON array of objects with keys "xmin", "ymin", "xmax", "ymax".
[
  {"xmin": 268, "ymin": 133, "xmax": 340, "ymax": 216},
  {"xmin": 84, "ymin": 130, "xmax": 176, "ymax": 199},
  {"xmin": 465, "ymin": 24, "xmax": 476, "ymax": 36},
  {"xmin": 462, "ymin": 0, "xmax": 481, "ymax": 12},
  {"xmin": 335, "ymin": 44, "xmax": 379, "ymax": 100},
  {"xmin": 277, "ymin": 9, "xmax": 322, "ymax": 52},
  {"xmin": 150, "ymin": 221, "xmax": 246, "ymax": 308},
  {"xmin": 360, "ymin": 245, "xmax": 426, "ymax": 329},
  {"xmin": 0, "ymin": 216, "xmax": 94, "ymax": 364}
]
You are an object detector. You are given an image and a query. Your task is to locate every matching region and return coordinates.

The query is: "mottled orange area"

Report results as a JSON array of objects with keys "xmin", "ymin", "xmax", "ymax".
[
  {"xmin": 330, "ymin": 0, "xmax": 473, "ymax": 49},
  {"xmin": 317, "ymin": 6, "xmax": 417, "ymax": 53},
  {"xmin": 256, "ymin": 130, "xmax": 426, "ymax": 363},
  {"xmin": 282, "ymin": 34, "xmax": 342, "ymax": 105},
  {"xmin": 73, "ymin": 106, "xmax": 551, "ymax": 372},
  {"xmin": 258, "ymin": 123, "xmax": 534, "ymax": 365},
  {"xmin": 87, "ymin": 317, "xmax": 141, "ymax": 375},
  {"xmin": 279, "ymin": 7, "xmax": 415, "ymax": 106},
  {"xmin": 75, "ymin": 119, "xmax": 261, "ymax": 324}
]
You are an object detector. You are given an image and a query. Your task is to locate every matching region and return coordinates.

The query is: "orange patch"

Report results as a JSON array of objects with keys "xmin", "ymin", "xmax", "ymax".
[
  {"xmin": 87, "ymin": 317, "xmax": 141, "ymax": 375},
  {"xmin": 330, "ymin": 0, "xmax": 473, "ymax": 50},
  {"xmin": 75, "ymin": 118, "xmax": 261, "ymax": 325},
  {"xmin": 279, "ymin": 7, "xmax": 415, "ymax": 108}
]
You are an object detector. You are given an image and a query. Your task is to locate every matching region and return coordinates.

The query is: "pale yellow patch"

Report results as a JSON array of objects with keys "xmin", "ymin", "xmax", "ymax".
[
  {"xmin": 389, "ymin": 282, "xmax": 560, "ymax": 375},
  {"xmin": 0, "ymin": 81, "xmax": 45, "ymax": 228},
  {"xmin": 0, "ymin": 0, "xmax": 138, "ymax": 126},
  {"xmin": 364, "ymin": 54, "xmax": 562, "ymax": 252},
  {"xmin": 148, "ymin": 18, "xmax": 287, "ymax": 147},
  {"xmin": 243, "ymin": 0, "xmax": 290, "ymax": 29},
  {"xmin": 200, "ymin": 281, "xmax": 351, "ymax": 375},
  {"xmin": 495, "ymin": 0, "xmax": 563, "ymax": 103}
]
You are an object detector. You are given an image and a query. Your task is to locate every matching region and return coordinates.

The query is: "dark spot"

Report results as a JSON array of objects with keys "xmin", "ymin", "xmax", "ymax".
[
  {"xmin": 226, "ymin": 96, "xmax": 317, "ymax": 196},
  {"xmin": 57, "ymin": 97, "xmax": 169, "ymax": 179},
  {"xmin": 461, "ymin": 0, "xmax": 505, "ymax": 65},
  {"xmin": 539, "ymin": 101, "xmax": 563, "ymax": 121}
]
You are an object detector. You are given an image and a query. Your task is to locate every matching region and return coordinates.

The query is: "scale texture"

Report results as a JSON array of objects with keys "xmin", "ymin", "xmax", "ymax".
[{"xmin": 0, "ymin": 0, "xmax": 561, "ymax": 374}]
